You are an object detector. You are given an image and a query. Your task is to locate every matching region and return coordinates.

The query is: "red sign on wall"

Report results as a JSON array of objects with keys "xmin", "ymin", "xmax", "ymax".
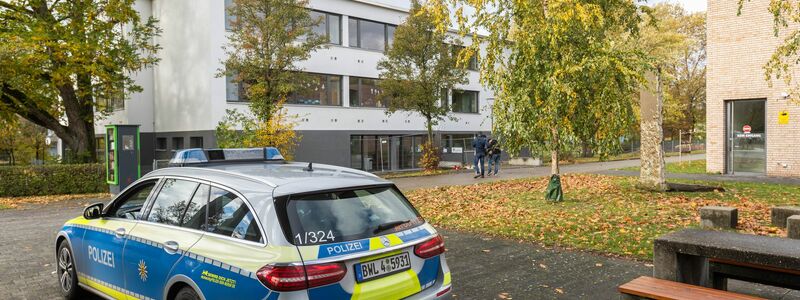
[{"xmin": 743, "ymin": 125, "xmax": 752, "ymax": 133}]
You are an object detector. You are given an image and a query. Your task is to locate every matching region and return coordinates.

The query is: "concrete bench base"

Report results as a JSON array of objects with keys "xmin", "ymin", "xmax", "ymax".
[
  {"xmin": 700, "ymin": 206, "xmax": 738, "ymax": 229},
  {"xmin": 771, "ymin": 206, "xmax": 800, "ymax": 228},
  {"xmin": 788, "ymin": 215, "xmax": 800, "ymax": 239}
]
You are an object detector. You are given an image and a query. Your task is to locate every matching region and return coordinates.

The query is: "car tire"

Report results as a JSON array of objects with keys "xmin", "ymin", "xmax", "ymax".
[
  {"xmin": 174, "ymin": 286, "xmax": 201, "ymax": 300},
  {"xmin": 57, "ymin": 242, "xmax": 83, "ymax": 299}
]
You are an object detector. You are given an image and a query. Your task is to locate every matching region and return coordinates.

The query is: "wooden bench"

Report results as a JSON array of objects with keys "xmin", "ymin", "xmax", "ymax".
[
  {"xmin": 709, "ymin": 258, "xmax": 800, "ymax": 290},
  {"xmin": 618, "ymin": 276, "xmax": 766, "ymax": 300}
]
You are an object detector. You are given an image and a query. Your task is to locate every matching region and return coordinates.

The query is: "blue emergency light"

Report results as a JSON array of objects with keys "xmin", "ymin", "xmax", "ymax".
[{"xmin": 169, "ymin": 147, "xmax": 285, "ymax": 166}]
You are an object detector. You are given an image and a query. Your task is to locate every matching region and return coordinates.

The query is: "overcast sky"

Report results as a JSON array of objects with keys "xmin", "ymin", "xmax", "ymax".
[{"xmin": 372, "ymin": 0, "xmax": 708, "ymax": 13}]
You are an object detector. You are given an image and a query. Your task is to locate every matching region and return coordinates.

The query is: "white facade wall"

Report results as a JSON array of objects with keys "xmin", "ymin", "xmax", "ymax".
[
  {"xmin": 96, "ymin": 0, "xmax": 494, "ymax": 135},
  {"xmin": 95, "ymin": 0, "xmax": 495, "ymax": 171}
]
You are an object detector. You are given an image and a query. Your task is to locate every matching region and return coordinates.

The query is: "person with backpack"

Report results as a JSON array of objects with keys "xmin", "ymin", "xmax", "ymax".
[
  {"xmin": 487, "ymin": 137, "xmax": 502, "ymax": 176},
  {"xmin": 471, "ymin": 134, "xmax": 487, "ymax": 178}
]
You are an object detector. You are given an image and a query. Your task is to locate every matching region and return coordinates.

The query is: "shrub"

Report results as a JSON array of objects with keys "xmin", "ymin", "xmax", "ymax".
[
  {"xmin": 0, "ymin": 164, "xmax": 106, "ymax": 197},
  {"xmin": 419, "ymin": 142, "xmax": 441, "ymax": 171}
]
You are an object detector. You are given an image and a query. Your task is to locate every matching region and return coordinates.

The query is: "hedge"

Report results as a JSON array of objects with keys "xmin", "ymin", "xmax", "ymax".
[{"xmin": 0, "ymin": 164, "xmax": 107, "ymax": 197}]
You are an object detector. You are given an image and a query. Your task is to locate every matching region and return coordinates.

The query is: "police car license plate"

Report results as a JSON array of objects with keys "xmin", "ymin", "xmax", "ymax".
[{"xmin": 355, "ymin": 252, "xmax": 411, "ymax": 282}]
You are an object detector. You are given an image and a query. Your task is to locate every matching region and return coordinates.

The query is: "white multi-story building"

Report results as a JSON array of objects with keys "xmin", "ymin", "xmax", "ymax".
[{"xmin": 97, "ymin": 0, "xmax": 495, "ymax": 173}]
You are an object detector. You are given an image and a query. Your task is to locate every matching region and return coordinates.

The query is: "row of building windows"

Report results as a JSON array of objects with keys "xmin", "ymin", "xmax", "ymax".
[
  {"xmin": 225, "ymin": 73, "xmax": 479, "ymax": 113},
  {"xmin": 223, "ymin": 3, "xmax": 478, "ymax": 70},
  {"xmin": 155, "ymin": 136, "xmax": 204, "ymax": 151}
]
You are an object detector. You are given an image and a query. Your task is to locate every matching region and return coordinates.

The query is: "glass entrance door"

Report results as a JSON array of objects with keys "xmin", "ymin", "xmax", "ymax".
[{"xmin": 726, "ymin": 100, "xmax": 766, "ymax": 174}]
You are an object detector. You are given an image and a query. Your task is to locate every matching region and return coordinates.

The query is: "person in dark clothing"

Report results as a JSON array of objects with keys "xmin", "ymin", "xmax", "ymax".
[
  {"xmin": 472, "ymin": 134, "xmax": 487, "ymax": 178},
  {"xmin": 486, "ymin": 138, "xmax": 502, "ymax": 176}
]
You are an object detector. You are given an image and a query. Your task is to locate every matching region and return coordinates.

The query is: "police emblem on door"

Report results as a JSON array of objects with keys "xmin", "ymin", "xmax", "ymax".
[
  {"xmin": 381, "ymin": 236, "xmax": 390, "ymax": 247},
  {"xmin": 138, "ymin": 260, "xmax": 148, "ymax": 281}
]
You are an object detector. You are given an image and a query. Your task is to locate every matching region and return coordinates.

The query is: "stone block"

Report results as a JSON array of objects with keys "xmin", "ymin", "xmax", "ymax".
[
  {"xmin": 699, "ymin": 206, "xmax": 738, "ymax": 229},
  {"xmin": 771, "ymin": 206, "xmax": 800, "ymax": 228},
  {"xmin": 788, "ymin": 215, "xmax": 800, "ymax": 240}
]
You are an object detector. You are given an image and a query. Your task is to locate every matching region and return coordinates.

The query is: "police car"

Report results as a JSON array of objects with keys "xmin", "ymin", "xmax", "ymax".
[{"xmin": 55, "ymin": 147, "xmax": 452, "ymax": 300}]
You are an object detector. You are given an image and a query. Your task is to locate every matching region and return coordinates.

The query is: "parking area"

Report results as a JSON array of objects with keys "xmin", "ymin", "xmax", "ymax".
[{"xmin": 1, "ymin": 197, "xmax": 792, "ymax": 299}]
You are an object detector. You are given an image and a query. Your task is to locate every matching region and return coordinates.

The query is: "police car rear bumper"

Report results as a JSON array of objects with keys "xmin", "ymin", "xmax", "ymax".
[{"xmin": 406, "ymin": 284, "xmax": 452, "ymax": 300}]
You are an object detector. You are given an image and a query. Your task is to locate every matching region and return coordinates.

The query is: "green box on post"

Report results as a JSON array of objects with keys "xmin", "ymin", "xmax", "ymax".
[{"xmin": 105, "ymin": 125, "xmax": 141, "ymax": 194}]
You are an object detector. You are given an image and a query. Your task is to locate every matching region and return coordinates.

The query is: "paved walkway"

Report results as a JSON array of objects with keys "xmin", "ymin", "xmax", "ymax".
[{"xmin": 393, "ymin": 154, "xmax": 706, "ymax": 190}]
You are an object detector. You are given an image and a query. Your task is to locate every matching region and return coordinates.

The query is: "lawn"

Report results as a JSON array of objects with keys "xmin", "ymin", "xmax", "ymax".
[
  {"xmin": 406, "ymin": 174, "xmax": 799, "ymax": 259},
  {"xmin": 620, "ymin": 159, "xmax": 707, "ymax": 174},
  {"xmin": 0, "ymin": 193, "xmax": 111, "ymax": 210}
]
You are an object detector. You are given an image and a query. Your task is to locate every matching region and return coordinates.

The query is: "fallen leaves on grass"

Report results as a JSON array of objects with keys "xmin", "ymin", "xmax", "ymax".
[
  {"xmin": 0, "ymin": 193, "xmax": 111, "ymax": 209},
  {"xmin": 407, "ymin": 174, "xmax": 796, "ymax": 259}
]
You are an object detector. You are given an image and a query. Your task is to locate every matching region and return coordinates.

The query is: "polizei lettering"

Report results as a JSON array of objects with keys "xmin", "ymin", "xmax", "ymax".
[
  {"xmin": 325, "ymin": 241, "xmax": 364, "ymax": 256},
  {"xmin": 88, "ymin": 245, "xmax": 115, "ymax": 268}
]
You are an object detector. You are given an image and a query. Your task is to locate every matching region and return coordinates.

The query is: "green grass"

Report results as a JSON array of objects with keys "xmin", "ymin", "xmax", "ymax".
[
  {"xmin": 407, "ymin": 174, "xmax": 798, "ymax": 259},
  {"xmin": 0, "ymin": 203, "xmax": 9, "ymax": 210},
  {"xmin": 620, "ymin": 159, "xmax": 707, "ymax": 174}
]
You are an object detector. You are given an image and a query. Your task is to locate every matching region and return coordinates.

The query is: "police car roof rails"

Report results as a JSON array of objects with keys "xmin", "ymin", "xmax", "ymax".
[{"xmin": 169, "ymin": 147, "xmax": 285, "ymax": 167}]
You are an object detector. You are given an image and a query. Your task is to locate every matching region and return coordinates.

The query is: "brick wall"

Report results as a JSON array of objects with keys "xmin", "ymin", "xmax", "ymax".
[{"xmin": 707, "ymin": 0, "xmax": 800, "ymax": 177}]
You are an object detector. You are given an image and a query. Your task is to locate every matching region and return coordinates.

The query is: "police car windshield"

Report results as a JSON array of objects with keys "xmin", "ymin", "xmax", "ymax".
[{"xmin": 284, "ymin": 186, "xmax": 423, "ymax": 246}]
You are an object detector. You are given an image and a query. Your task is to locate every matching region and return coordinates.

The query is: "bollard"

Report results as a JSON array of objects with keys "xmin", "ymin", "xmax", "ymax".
[{"xmin": 700, "ymin": 206, "xmax": 738, "ymax": 229}]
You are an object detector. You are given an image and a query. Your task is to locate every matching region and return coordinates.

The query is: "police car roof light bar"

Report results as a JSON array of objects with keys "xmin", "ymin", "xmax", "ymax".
[{"xmin": 169, "ymin": 147, "xmax": 284, "ymax": 167}]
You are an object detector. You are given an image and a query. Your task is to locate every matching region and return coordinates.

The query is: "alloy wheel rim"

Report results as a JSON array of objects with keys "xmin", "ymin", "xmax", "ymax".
[{"xmin": 58, "ymin": 247, "xmax": 73, "ymax": 292}]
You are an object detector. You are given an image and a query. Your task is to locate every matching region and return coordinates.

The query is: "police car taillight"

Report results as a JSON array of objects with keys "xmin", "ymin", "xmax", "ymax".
[
  {"xmin": 414, "ymin": 234, "xmax": 445, "ymax": 259},
  {"xmin": 256, "ymin": 263, "xmax": 346, "ymax": 291}
]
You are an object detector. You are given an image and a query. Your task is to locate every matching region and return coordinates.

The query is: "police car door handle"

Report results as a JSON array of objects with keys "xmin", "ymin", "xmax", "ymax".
[
  {"xmin": 163, "ymin": 241, "xmax": 179, "ymax": 254},
  {"xmin": 115, "ymin": 228, "xmax": 126, "ymax": 238}
]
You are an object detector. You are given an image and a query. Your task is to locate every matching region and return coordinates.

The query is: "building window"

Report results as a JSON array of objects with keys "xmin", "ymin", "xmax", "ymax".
[
  {"xmin": 452, "ymin": 45, "xmax": 478, "ymax": 71},
  {"xmin": 348, "ymin": 18, "xmax": 394, "ymax": 51},
  {"xmin": 98, "ymin": 95, "xmax": 125, "ymax": 112},
  {"xmin": 439, "ymin": 89, "xmax": 449, "ymax": 108},
  {"xmin": 155, "ymin": 138, "xmax": 167, "ymax": 151},
  {"xmin": 225, "ymin": 0, "xmax": 234, "ymax": 31},
  {"xmin": 172, "ymin": 137, "xmax": 184, "ymax": 150},
  {"xmin": 349, "ymin": 77, "xmax": 386, "ymax": 108},
  {"xmin": 226, "ymin": 74, "xmax": 248, "ymax": 102},
  {"xmin": 387, "ymin": 25, "xmax": 396, "ymax": 48},
  {"xmin": 190, "ymin": 137, "xmax": 204, "ymax": 148},
  {"xmin": 95, "ymin": 137, "xmax": 106, "ymax": 160},
  {"xmin": 287, "ymin": 73, "xmax": 342, "ymax": 106},
  {"xmin": 452, "ymin": 90, "xmax": 479, "ymax": 113},
  {"xmin": 310, "ymin": 11, "xmax": 341, "ymax": 45}
]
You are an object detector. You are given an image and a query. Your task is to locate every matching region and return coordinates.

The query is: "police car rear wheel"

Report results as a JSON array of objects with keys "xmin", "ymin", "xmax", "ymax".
[
  {"xmin": 57, "ymin": 242, "xmax": 81, "ymax": 299},
  {"xmin": 174, "ymin": 286, "xmax": 200, "ymax": 300}
]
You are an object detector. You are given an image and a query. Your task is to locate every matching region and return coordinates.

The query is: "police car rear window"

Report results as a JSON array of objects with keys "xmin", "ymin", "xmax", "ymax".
[{"xmin": 284, "ymin": 186, "xmax": 423, "ymax": 246}]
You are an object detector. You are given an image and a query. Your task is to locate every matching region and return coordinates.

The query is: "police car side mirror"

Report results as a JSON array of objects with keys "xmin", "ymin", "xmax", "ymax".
[{"xmin": 83, "ymin": 203, "xmax": 104, "ymax": 220}]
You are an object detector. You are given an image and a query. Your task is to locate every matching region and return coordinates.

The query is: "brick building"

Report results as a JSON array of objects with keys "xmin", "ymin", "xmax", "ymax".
[{"xmin": 707, "ymin": 0, "xmax": 800, "ymax": 176}]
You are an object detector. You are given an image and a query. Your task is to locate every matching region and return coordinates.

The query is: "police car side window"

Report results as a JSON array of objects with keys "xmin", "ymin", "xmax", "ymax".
[
  {"xmin": 180, "ymin": 184, "xmax": 209, "ymax": 230},
  {"xmin": 147, "ymin": 179, "xmax": 199, "ymax": 226},
  {"xmin": 107, "ymin": 180, "xmax": 157, "ymax": 220},
  {"xmin": 206, "ymin": 187, "xmax": 262, "ymax": 243}
]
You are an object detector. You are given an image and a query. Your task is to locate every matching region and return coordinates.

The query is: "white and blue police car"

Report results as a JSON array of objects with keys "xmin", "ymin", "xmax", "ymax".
[{"xmin": 55, "ymin": 147, "xmax": 452, "ymax": 300}]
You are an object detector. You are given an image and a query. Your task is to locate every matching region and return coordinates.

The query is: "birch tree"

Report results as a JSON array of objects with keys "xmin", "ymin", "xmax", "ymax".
[{"xmin": 449, "ymin": 0, "xmax": 647, "ymax": 200}]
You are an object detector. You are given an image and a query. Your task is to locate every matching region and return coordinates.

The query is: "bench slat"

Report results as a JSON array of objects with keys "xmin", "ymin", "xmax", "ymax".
[{"xmin": 618, "ymin": 276, "xmax": 766, "ymax": 300}]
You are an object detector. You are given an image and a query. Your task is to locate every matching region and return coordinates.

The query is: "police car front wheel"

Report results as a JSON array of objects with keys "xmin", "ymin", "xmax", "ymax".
[
  {"xmin": 174, "ymin": 286, "xmax": 200, "ymax": 300},
  {"xmin": 57, "ymin": 242, "xmax": 82, "ymax": 299}
]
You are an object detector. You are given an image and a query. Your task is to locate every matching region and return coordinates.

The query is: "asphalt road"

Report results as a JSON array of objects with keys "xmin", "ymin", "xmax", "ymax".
[{"xmin": 1, "ymin": 187, "xmax": 797, "ymax": 299}]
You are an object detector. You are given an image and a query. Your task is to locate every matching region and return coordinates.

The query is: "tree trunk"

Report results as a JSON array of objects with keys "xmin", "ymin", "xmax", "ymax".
[
  {"xmin": 581, "ymin": 140, "xmax": 593, "ymax": 158},
  {"xmin": 551, "ymin": 126, "xmax": 560, "ymax": 175},
  {"xmin": 638, "ymin": 70, "xmax": 668, "ymax": 191},
  {"xmin": 426, "ymin": 117, "xmax": 434, "ymax": 145}
]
